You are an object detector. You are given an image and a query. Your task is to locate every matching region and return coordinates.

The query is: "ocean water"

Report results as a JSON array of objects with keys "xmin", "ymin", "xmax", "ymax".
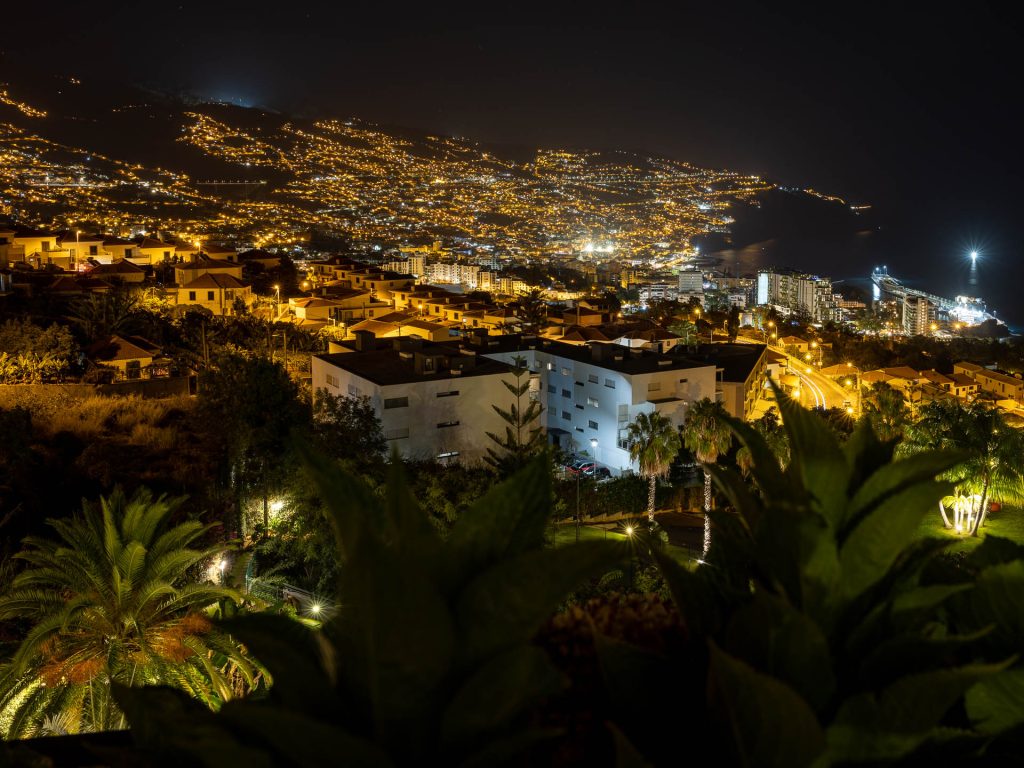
[{"xmin": 710, "ymin": 227, "xmax": 1022, "ymax": 331}]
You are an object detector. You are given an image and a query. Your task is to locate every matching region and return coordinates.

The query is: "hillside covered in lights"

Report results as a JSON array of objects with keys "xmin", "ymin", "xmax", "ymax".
[{"xmin": 0, "ymin": 61, "xmax": 861, "ymax": 256}]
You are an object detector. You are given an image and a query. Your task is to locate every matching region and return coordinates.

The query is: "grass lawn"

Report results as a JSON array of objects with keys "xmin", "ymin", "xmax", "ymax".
[
  {"xmin": 549, "ymin": 522, "xmax": 696, "ymax": 566},
  {"xmin": 914, "ymin": 505, "xmax": 1024, "ymax": 553}
]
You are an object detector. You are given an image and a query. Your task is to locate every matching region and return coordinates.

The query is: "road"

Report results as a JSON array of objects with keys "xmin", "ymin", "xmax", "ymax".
[{"xmin": 776, "ymin": 349, "xmax": 853, "ymax": 412}]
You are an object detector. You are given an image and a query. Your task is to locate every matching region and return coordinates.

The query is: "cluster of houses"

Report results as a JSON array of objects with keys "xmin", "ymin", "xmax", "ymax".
[
  {"xmin": 820, "ymin": 361, "xmax": 1024, "ymax": 417},
  {"xmin": 0, "ymin": 223, "xmax": 284, "ymax": 316}
]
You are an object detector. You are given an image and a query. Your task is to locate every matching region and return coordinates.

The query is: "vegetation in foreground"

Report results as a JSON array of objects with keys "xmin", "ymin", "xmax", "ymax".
[{"xmin": 0, "ymin": 393, "xmax": 1014, "ymax": 766}]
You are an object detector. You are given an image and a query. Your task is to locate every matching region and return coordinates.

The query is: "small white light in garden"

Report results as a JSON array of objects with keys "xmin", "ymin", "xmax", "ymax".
[
  {"xmin": 310, "ymin": 603, "xmax": 322, "ymax": 616},
  {"xmin": 624, "ymin": 526, "xmax": 634, "ymax": 537}
]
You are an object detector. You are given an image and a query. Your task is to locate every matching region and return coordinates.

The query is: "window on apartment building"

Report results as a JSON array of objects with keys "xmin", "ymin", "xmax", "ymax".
[
  {"xmin": 587, "ymin": 396, "xmax": 599, "ymax": 407},
  {"xmin": 225, "ymin": 290, "xmax": 234, "ymax": 300},
  {"xmin": 560, "ymin": 367, "xmax": 570, "ymax": 376},
  {"xmin": 679, "ymin": 378, "xmax": 688, "ymax": 384},
  {"xmin": 437, "ymin": 420, "xmax": 460, "ymax": 428},
  {"xmin": 188, "ymin": 291, "xmax": 196, "ymax": 301},
  {"xmin": 347, "ymin": 384, "xmax": 360, "ymax": 396},
  {"xmin": 164, "ymin": 251, "xmax": 171, "ymax": 259},
  {"xmin": 575, "ymin": 404, "xmax": 584, "ymax": 410},
  {"xmin": 324, "ymin": 374, "xmax": 339, "ymax": 389},
  {"xmin": 89, "ymin": 245, "xmax": 98, "ymax": 255},
  {"xmin": 618, "ymin": 404, "xmax": 629, "ymax": 423},
  {"xmin": 588, "ymin": 420, "xmax": 599, "ymax": 430},
  {"xmin": 648, "ymin": 382, "xmax": 662, "ymax": 392},
  {"xmin": 384, "ymin": 397, "xmax": 409, "ymax": 409},
  {"xmin": 562, "ymin": 389, "xmax": 571, "ymax": 398},
  {"xmin": 547, "ymin": 384, "xmax": 556, "ymax": 394},
  {"xmin": 604, "ymin": 378, "xmax": 615, "ymax": 388},
  {"xmin": 436, "ymin": 390, "xmax": 460, "ymax": 398},
  {"xmin": 561, "ymin": 411, "xmax": 571, "ymax": 420},
  {"xmin": 575, "ymin": 427, "xmax": 584, "ymax": 433},
  {"xmin": 207, "ymin": 291, "xmax": 215, "ymax": 301},
  {"xmin": 588, "ymin": 374, "xmax": 599, "ymax": 384},
  {"xmin": 384, "ymin": 428, "xmax": 409, "ymax": 440},
  {"xmin": 547, "ymin": 363, "xmax": 553, "ymax": 371}
]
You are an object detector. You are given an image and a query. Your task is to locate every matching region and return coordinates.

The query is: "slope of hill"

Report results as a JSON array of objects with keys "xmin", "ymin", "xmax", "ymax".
[{"xmin": 0, "ymin": 58, "xmax": 860, "ymax": 256}]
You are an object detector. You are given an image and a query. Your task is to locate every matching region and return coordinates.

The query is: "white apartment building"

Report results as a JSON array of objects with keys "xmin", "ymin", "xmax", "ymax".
[
  {"xmin": 475, "ymin": 335, "xmax": 718, "ymax": 474},
  {"xmin": 677, "ymin": 269, "xmax": 704, "ymax": 303},
  {"xmin": 903, "ymin": 296, "xmax": 937, "ymax": 335},
  {"xmin": 757, "ymin": 269, "xmax": 838, "ymax": 323},
  {"xmin": 311, "ymin": 334, "xmax": 516, "ymax": 465}
]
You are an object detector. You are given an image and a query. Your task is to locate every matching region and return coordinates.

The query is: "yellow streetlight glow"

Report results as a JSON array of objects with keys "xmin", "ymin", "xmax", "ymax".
[{"xmin": 624, "ymin": 525, "xmax": 635, "ymax": 536}]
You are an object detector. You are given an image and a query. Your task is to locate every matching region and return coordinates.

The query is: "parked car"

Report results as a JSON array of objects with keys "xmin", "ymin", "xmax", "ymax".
[{"xmin": 583, "ymin": 465, "xmax": 611, "ymax": 480}]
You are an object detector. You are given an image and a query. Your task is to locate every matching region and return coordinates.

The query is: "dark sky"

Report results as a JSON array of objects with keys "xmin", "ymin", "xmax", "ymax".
[{"xmin": 4, "ymin": 2, "xmax": 1023, "ymax": 319}]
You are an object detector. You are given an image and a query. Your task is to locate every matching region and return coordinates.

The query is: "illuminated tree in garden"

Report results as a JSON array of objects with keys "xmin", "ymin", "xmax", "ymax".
[
  {"xmin": 681, "ymin": 398, "xmax": 732, "ymax": 554},
  {"xmin": 905, "ymin": 400, "xmax": 1024, "ymax": 535},
  {"xmin": 626, "ymin": 410, "xmax": 681, "ymax": 523},
  {"xmin": 0, "ymin": 489, "xmax": 260, "ymax": 737}
]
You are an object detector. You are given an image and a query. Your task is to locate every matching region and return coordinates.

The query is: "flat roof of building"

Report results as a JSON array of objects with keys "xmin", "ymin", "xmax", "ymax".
[
  {"xmin": 474, "ymin": 334, "xmax": 714, "ymax": 376},
  {"xmin": 678, "ymin": 343, "xmax": 768, "ymax": 384},
  {"xmin": 315, "ymin": 338, "xmax": 514, "ymax": 386}
]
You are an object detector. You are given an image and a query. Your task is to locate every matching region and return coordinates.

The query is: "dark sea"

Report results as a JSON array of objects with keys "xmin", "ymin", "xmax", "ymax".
[{"xmin": 709, "ymin": 225, "xmax": 1023, "ymax": 333}]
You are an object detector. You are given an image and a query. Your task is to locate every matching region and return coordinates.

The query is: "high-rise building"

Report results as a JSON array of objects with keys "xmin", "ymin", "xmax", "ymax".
[
  {"xmin": 677, "ymin": 269, "xmax": 704, "ymax": 305},
  {"xmin": 756, "ymin": 269, "xmax": 837, "ymax": 323},
  {"xmin": 902, "ymin": 296, "xmax": 937, "ymax": 335}
]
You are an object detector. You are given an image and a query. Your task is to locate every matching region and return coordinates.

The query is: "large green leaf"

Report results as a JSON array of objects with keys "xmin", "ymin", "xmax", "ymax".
[
  {"xmin": 441, "ymin": 456, "xmax": 552, "ymax": 593},
  {"xmin": 114, "ymin": 684, "xmax": 274, "ymax": 768},
  {"xmin": 844, "ymin": 450, "xmax": 965, "ymax": 536},
  {"xmin": 217, "ymin": 704, "xmax": 392, "ymax": 768},
  {"xmin": 441, "ymin": 645, "xmax": 565, "ymax": 746},
  {"xmin": 707, "ymin": 641, "xmax": 826, "ymax": 768},
  {"xmin": 456, "ymin": 540, "xmax": 627, "ymax": 665},
  {"xmin": 335, "ymin": 544, "xmax": 455, "ymax": 729},
  {"xmin": 838, "ymin": 479, "xmax": 952, "ymax": 599},
  {"xmin": 753, "ymin": 503, "xmax": 840, "ymax": 619},
  {"xmin": 775, "ymin": 387, "xmax": 851, "ymax": 526},
  {"xmin": 827, "ymin": 661, "xmax": 1010, "ymax": 761},
  {"xmin": 954, "ymin": 559, "xmax": 1024, "ymax": 653},
  {"xmin": 724, "ymin": 591, "xmax": 835, "ymax": 712},
  {"xmin": 966, "ymin": 668, "xmax": 1024, "ymax": 735},
  {"xmin": 218, "ymin": 613, "xmax": 338, "ymax": 715},
  {"xmin": 649, "ymin": 545, "xmax": 718, "ymax": 637}
]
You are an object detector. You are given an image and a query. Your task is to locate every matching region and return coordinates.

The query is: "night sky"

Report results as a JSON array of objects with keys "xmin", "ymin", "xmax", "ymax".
[{"xmin": 5, "ymin": 3, "xmax": 1024, "ymax": 321}]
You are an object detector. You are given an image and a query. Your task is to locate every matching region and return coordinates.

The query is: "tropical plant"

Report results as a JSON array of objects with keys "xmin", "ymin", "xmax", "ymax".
[
  {"xmin": 598, "ymin": 390, "xmax": 1023, "ymax": 765},
  {"xmin": 114, "ymin": 453, "xmax": 628, "ymax": 766},
  {"xmin": 68, "ymin": 288, "xmax": 140, "ymax": 343},
  {"xmin": 514, "ymin": 288, "xmax": 549, "ymax": 334},
  {"xmin": 735, "ymin": 407, "xmax": 788, "ymax": 476},
  {"xmin": 861, "ymin": 380, "xmax": 910, "ymax": 441},
  {"xmin": 0, "ymin": 318, "xmax": 78, "ymax": 383},
  {"xmin": 0, "ymin": 489, "xmax": 260, "ymax": 737},
  {"xmin": 626, "ymin": 411, "xmax": 682, "ymax": 523},
  {"xmin": 904, "ymin": 399, "xmax": 1024, "ymax": 535},
  {"xmin": 680, "ymin": 397, "xmax": 732, "ymax": 554},
  {"xmin": 484, "ymin": 355, "xmax": 545, "ymax": 475}
]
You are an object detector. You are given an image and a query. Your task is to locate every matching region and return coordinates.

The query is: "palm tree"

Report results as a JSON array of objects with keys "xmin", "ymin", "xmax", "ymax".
[
  {"xmin": 0, "ymin": 489, "xmax": 261, "ymax": 737},
  {"xmin": 681, "ymin": 398, "xmax": 733, "ymax": 555},
  {"xmin": 736, "ymin": 408, "xmax": 789, "ymax": 476},
  {"xmin": 626, "ymin": 411, "xmax": 682, "ymax": 523},
  {"xmin": 904, "ymin": 400, "xmax": 1024, "ymax": 536},
  {"xmin": 861, "ymin": 381, "xmax": 910, "ymax": 442}
]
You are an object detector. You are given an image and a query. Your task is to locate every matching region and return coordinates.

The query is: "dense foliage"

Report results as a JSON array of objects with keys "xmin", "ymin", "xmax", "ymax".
[{"xmin": 0, "ymin": 489, "xmax": 260, "ymax": 737}]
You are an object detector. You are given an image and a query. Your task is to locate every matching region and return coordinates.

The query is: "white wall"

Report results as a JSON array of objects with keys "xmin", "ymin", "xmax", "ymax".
[
  {"xmin": 483, "ymin": 348, "xmax": 717, "ymax": 474},
  {"xmin": 311, "ymin": 357, "xmax": 512, "ymax": 465}
]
